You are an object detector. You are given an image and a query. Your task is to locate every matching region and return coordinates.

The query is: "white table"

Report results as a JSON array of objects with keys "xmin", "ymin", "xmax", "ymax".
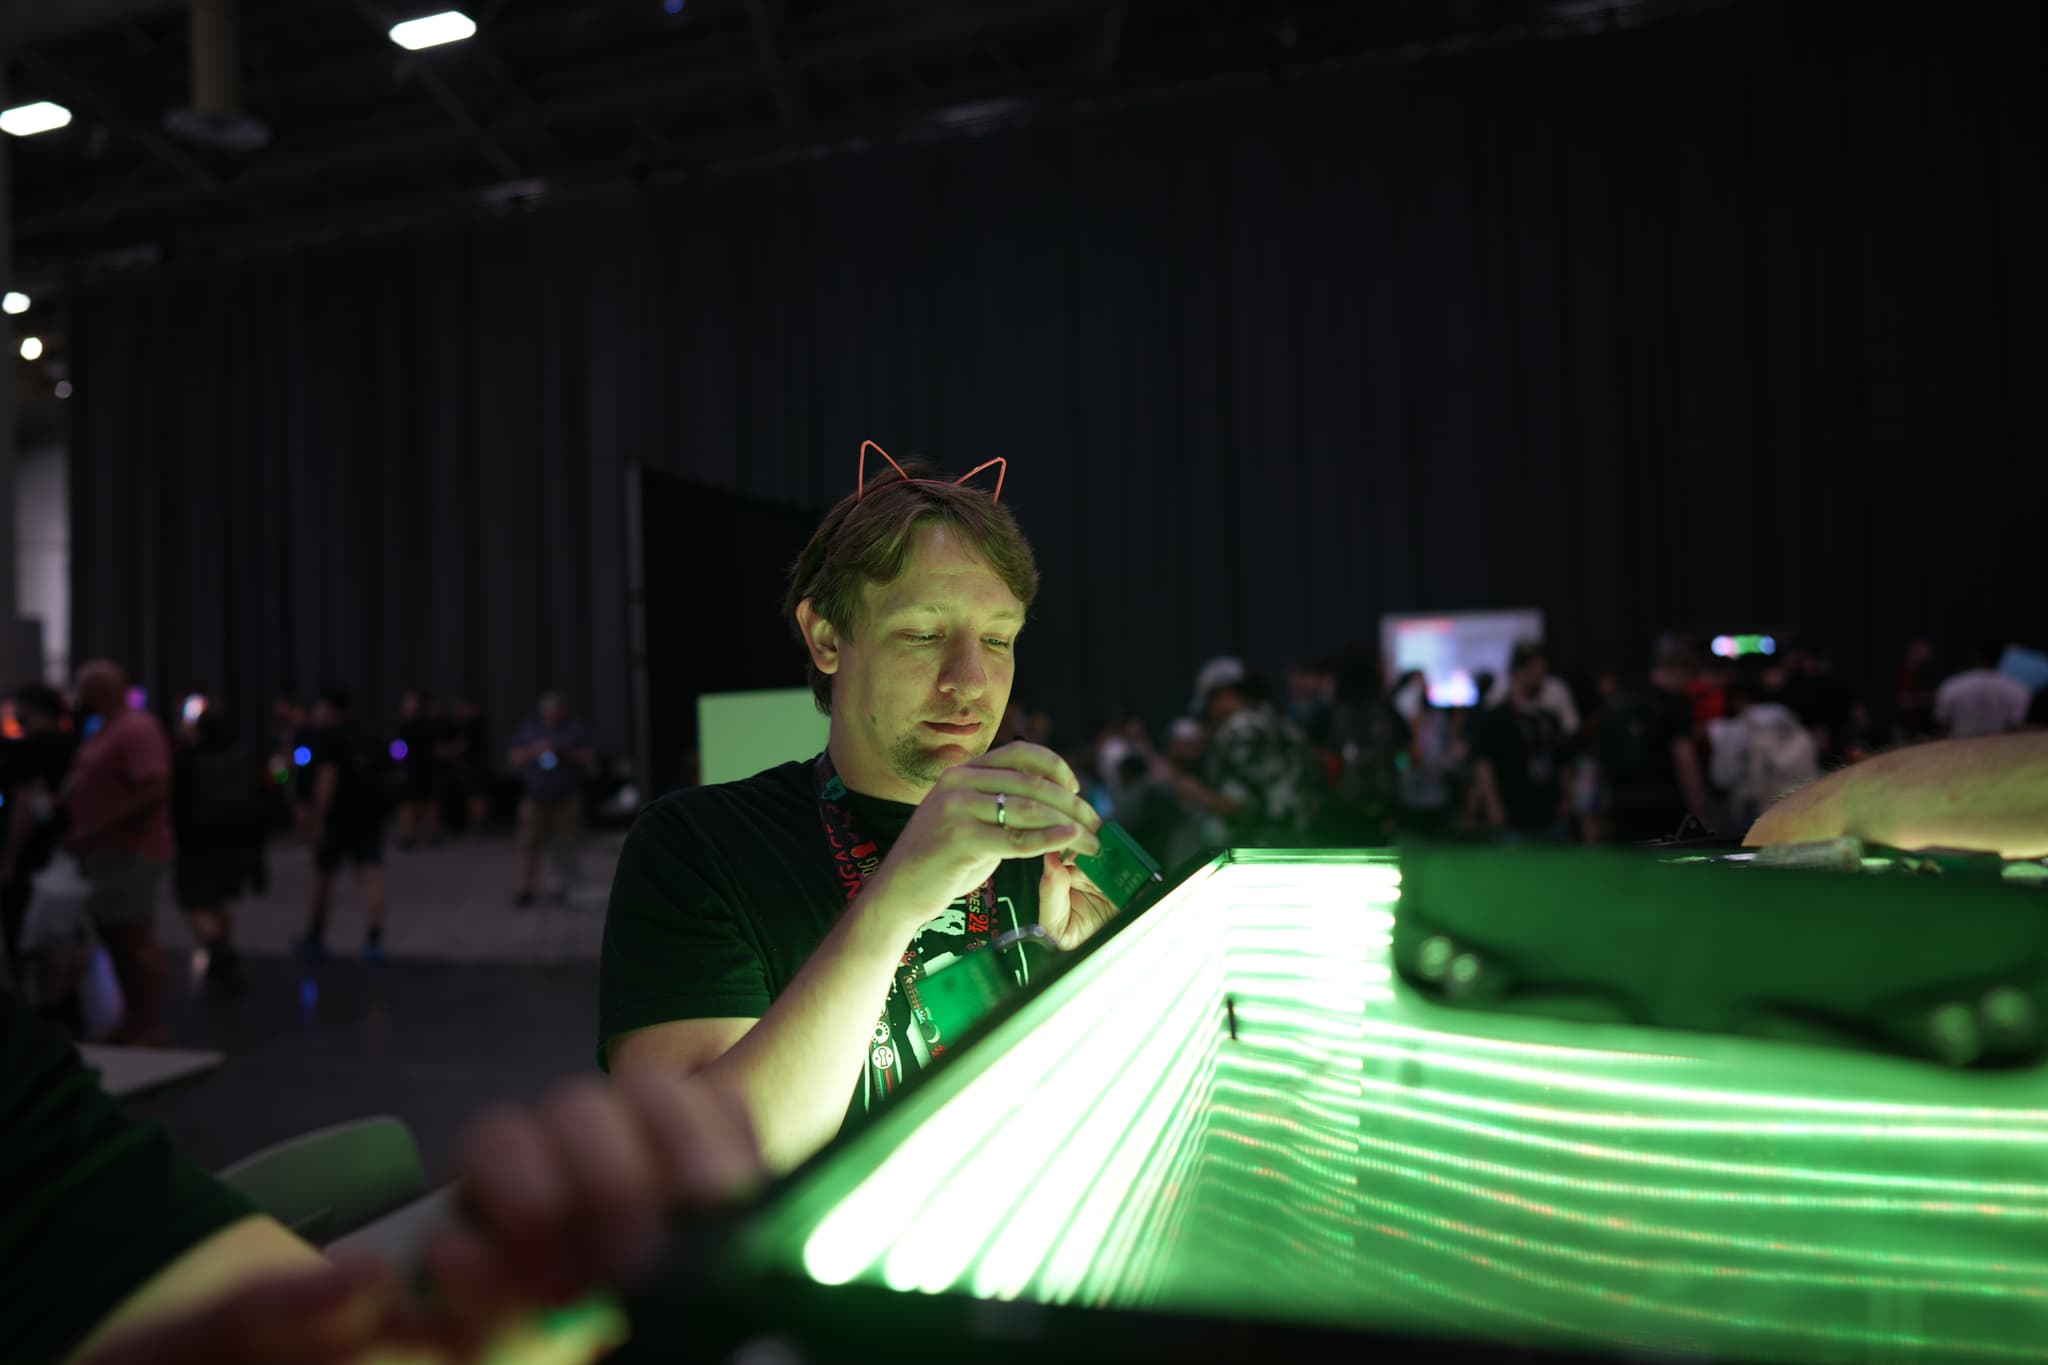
[{"xmin": 78, "ymin": 1043, "xmax": 225, "ymax": 1099}]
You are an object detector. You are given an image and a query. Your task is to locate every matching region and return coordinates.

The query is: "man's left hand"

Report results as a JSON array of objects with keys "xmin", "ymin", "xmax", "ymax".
[{"xmin": 1038, "ymin": 854, "xmax": 1119, "ymax": 951}]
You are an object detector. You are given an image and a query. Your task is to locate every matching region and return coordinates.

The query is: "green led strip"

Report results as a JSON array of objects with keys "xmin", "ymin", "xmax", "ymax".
[{"xmin": 740, "ymin": 853, "xmax": 2048, "ymax": 1360}]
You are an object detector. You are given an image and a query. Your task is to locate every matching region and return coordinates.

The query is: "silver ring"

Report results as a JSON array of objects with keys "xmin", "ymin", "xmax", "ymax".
[{"xmin": 995, "ymin": 792, "xmax": 1008, "ymax": 827}]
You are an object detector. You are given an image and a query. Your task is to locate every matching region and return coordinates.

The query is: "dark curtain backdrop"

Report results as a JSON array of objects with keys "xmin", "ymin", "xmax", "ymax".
[{"xmin": 71, "ymin": 0, "xmax": 2046, "ymax": 763}]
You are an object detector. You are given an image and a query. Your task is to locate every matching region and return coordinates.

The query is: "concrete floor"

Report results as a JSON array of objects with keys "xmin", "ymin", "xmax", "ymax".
[{"xmin": 122, "ymin": 832, "xmax": 622, "ymax": 1182}]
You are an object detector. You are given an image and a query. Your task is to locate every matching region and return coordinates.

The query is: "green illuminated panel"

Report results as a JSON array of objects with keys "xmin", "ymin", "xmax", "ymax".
[{"xmin": 740, "ymin": 852, "xmax": 2048, "ymax": 1361}]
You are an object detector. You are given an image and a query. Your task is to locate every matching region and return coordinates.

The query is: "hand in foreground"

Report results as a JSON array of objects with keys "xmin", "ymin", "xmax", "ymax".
[
  {"xmin": 78, "ymin": 1071, "xmax": 762, "ymax": 1365},
  {"xmin": 1038, "ymin": 854, "xmax": 1120, "ymax": 951},
  {"xmin": 877, "ymin": 741, "xmax": 1103, "ymax": 926}
]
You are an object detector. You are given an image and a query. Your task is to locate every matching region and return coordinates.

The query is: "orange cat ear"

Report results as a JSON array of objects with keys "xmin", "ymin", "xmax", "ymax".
[
  {"xmin": 856, "ymin": 440, "xmax": 912, "ymax": 500},
  {"xmin": 953, "ymin": 457, "xmax": 1007, "ymax": 505}
]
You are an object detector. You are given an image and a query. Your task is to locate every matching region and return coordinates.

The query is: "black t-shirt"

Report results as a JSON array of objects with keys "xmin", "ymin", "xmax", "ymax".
[
  {"xmin": 599, "ymin": 758, "xmax": 1041, "ymax": 1119},
  {"xmin": 1, "ymin": 989, "xmax": 257, "ymax": 1362},
  {"xmin": 1475, "ymin": 701, "xmax": 1565, "ymax": 833},
  {"xmin": 308, "ymin": 724, "xmax": 384, "ymax": 824},
  {"xmin": 1603, "ymin": 682, "xmax": 1694, "ymax": 840}
]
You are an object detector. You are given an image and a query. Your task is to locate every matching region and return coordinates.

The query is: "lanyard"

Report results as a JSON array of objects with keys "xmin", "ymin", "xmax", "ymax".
[{"xmin": 813, "ymin": 752, "xmax": 1000, "ymax": 1096}]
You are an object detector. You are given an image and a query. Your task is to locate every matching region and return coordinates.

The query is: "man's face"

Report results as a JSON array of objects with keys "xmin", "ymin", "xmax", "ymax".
[
  {"xmin": 541, "ymin": 701, "xmax": 566, "ymax": 729},
  {"xmin": 1514, "ymin": 657, "xmax": 1548, "ymax": 701},
  {"xmin": 811, "ymin": 525, "xmax": 1024, "ymax": 797}
]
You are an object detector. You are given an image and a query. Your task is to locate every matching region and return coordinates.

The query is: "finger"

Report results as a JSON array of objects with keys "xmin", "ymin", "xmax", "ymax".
[
  {"xmin": 973, "ymin": 741, "xmax": 1083, "ymax": 796},
  {"xmin": 953, "ymin": 769, "xmax": 1101, "ymax": 832},
  {"xmin": 419, "ymin": 1228, "xmax": 521, "ymax": 1356},
  {"xmin": 625, "ymin": 1069, "xmax": 765, "ymax": 1204},
  {"xmin": 83, "ymin": 1262, "xmax": 397, "ymax": 1365},
  {"xmin": 999, "ymin": 821, "xmax": 1098, "ymax": 859},
  {"xmin": 455, "ymin": 1104, "xmax": 575, "ymax": 1298},
  {"xmin": 542, "ymin": 1078, "xmax": 665, "ymax": 1281}
]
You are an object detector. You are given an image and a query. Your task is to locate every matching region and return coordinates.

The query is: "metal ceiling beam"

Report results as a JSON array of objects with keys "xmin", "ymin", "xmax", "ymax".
[
  {"xmin": 0, "ymin": 0, "xmax": 184, "ymax": 44},
  {"xmin": 6, "ymin": 46, "xmax": 223, "ymax": 192},
  {"xmin": 347, "ymin": 0, "xmax": 521, "ymax": 179},
  {"xmin": 744, "ymin": 0, "xmax": 805, "ymax": 128},
  {"xmin": 1090, "ymin": 0, "xmax": 1127, "ymax": 78}
]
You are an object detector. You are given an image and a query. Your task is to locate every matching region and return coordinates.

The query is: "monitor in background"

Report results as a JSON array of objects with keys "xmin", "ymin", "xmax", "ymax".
[
  {"xmin": 697, "ymin": 688, "xmax": 832, "ymax": 787},
  {"xmin": 1380, "ymin": 609, "xmax": 1545, "ymax": 708}
]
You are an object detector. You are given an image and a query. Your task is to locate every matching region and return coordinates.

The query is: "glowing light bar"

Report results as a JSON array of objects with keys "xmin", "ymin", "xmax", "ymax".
[
  {"xmin": 742, "ymin": 850, "xmax": 2048, "ymax": 1359},
  {"xmin": 0, "ymin": 102, "xmax": 72, "ymax": 137},
  {"xmin": 389, "ymin": 10, "xmax": 475, "ymax": 49}
]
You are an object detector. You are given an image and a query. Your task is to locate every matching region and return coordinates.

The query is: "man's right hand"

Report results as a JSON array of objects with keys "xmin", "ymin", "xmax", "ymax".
[{"xmin": 871, "ymin": 742, "xmax": 1103, "ymax": 930}]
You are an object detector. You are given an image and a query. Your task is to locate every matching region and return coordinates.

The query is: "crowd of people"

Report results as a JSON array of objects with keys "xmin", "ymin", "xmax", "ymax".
[
  {"xmin": 0, "ymin": 670, "xmax": 600, "ymax": 1046},
  {"xmin": 1019, "ymin": 635, "xmax": 2048, "ymax": 863}
]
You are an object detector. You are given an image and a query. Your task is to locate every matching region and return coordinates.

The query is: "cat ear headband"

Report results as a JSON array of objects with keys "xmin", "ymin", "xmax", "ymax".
[{"xmin": 856, "ymin": 439, "xmax": 1006, "ymax": 505}]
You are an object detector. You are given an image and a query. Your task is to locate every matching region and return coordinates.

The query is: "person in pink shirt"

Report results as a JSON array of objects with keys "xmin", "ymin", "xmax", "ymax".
[{"xmin": 66, "ymin": 660, "xmax": 176, "ymax": 1045}]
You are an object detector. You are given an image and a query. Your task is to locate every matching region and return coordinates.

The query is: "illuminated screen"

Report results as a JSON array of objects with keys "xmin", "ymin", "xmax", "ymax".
[
  {"xmin": 697, "ymin": 688, "xmax": 832, "ymax": 787},
  {"xmin": 1380, "ymin": 610, "xmax": 1544, "ymax": 707},
  {"xmin": 737, "ymin": 851, "xmax": 2048, "ymax": 1361}
]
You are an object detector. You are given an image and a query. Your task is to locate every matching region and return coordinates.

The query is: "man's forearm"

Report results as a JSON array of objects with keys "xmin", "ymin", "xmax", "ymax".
[
  {"xmin": 1745, "ymin": 732, "xmax": 2048, "ymax": 858},
  {"xmin": 699, "ymin": 878, "xmax": 923, "ymax": 1173}
]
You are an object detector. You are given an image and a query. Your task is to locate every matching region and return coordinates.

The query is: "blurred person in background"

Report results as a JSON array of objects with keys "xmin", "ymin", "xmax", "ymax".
[
  {"xmin": 1391, "ymin": 670, "xmax": 1461, "ymax": 837},
  {"xmin": 445, "ymin": 696, "xmax": 493, "ymax": 833},
  {"xmin": 1601, "ymin": 647, "xmax": 1711, "ymax": 841},
  {"xmin": 1114, "ymin": 751, "xmax": 1199, "ymax": 871},
  {"xmin": 1483, "ymin": 648, "xmax": 1581, "ymax": 738},
  {"xmin": 270, "ymin": 696, "xmax": 314, "ymax": 840},
  {"xmin": 1935, "ymin": 640, "xmax": 2031, "ymax": 739},
  {"xmin": 1470, "ymin": 642, "xmax": 1567, "ymax": 840},
  {"xmin": 170, "ymin": 706, "xmax": 269, "ymax": 996},
  {"xmin": 1286, "ymin": 657, "xmax": 1338, "ymax": 751},
  {"xmin": 1999, "ymin": 638, "xmax": 2048, "ymax": 700},
  {"xmin": 1174, "ymin": 661, "xmax": 1315, "ymax": 847},
  {"xmin": 66, "ymin": 661, "xmax": 175, "ymax": 1046},
  {"xmin": 296, "ymin": 689, "xmax": 391, "ymax": 965},
  {"xmin": 509, "ymin": 692, "xmax": 594, "ymax": 907},
  {"xmin": 1, "ymin": 684, "xmax": 78, "ymax": 1000},
  {"xmin": 1777, "ymin": 644, "xmax": 1861, "ymax": 766},
  {"xmin": 393, "ymin": 689, "xmax": 448, "ymax": 849},
  {"xmin": 1707, "ymin": 672, "xmax": 1821, "ymax": 831},
  {"xmin": 1315, "ymin": 651, "xmax": 1406, "ymax": 844},
  {"xmin": 1893, "ymin": 637, "xmax": 1939, "ymax": 742}
]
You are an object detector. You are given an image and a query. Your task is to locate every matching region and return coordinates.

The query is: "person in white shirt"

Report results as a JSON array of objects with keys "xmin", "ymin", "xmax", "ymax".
[{"xmin": 1934, "ymin": 643, "xmax": 2031, "ymax": 739}]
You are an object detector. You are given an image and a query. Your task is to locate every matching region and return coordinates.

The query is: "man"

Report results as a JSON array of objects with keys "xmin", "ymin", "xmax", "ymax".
[
  {"xmin": 600, "ymin": 452, "xmax": 1112, "ymax": 1174},
  {"xmin": 297, "ymin": 689, "xmax": 391, "ymax": 965},
  {"xmin": 1470, "ymin": 642, "xmax": 1567, "ymax": 839},
  {"xmin": 170, "ymin": 705, "xmax": 269, "ymax": 995},
  {"xmin": 66, "ymin": 661, "xmax": 175, "ymax": 1045},
  {"xmin": 508, "ymin": 693, "xmax": 595, "ymax": 907},
  {"xmin": 1600, "ymin": 648, "xmax": 1712, "ymax": 841},
  {"xmin": 0, "ymin": 984, "xmax": 760, "ymax": 1365},
  {"xmin": 1934, "ymin": 642, "xmax": 2031, "ymax": 739},
  {"xmin": 1173, "ymin": 661, "xmax": 1316, "ymax": 847}
]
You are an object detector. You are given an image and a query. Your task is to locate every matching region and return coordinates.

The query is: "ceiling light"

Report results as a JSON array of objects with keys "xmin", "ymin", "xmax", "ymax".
[
  {"xmin": 1, "ymin": 102, "xmax": 73, "ymax": 137},
  {"xmin": 20, "ymin": 337, "xmax": 44, "ymax": 361},
  {"xmin": 2, "ymin": 292, "xmax": 27, "ymax": 315},
  {"xmin": 389, "ymin": 11, "xmax": 476, "ymax": 50},
  {"xmin": 55, "ymin": 381, "xmax": 73, "ymax": 399}
]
